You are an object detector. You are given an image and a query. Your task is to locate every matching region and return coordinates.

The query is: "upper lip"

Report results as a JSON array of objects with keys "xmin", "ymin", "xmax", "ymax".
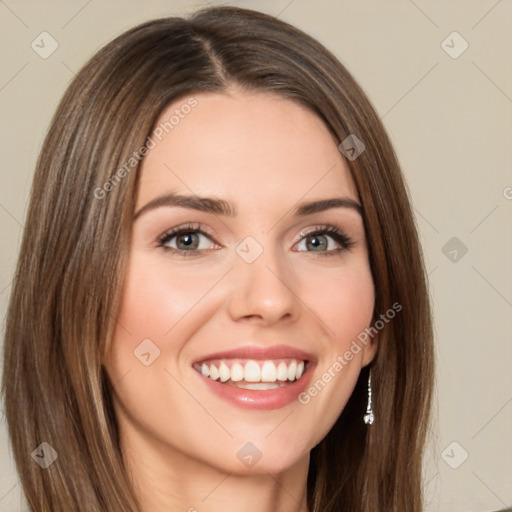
[{"xmin": 192, "ymin": 344, "xmax": 316, "ymax": 364}]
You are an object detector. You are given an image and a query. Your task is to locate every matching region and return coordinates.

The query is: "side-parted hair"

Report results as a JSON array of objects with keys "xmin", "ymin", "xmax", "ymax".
[{"xmin": 2, "ymin": 6, "xmax": 434, "ymax": 511}]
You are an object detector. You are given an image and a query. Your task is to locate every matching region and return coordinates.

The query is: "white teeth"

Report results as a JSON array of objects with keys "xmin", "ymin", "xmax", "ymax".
[
  {"xmin": 219, "ymin": 362, "xmax": 230, "ymax": 382},
  {"xmin": 244, "ymin": 361, "xmax": 261, "ymax": 382},
  {"xmin": 287, "ymin": 360, "xmax": 297, "ymax": 381},
  {"xmin": 261, "ymin": 361, "xmax": 277, "ymax": 382},
  {"xmin": 209, "ymin": 364, "xmax": 219, "ymax": 381},
  {"xmin": 296, "ymin": 361, "xmax": 305, "ymax": 379},
  {"xmin": 230, "ymin": 363, "xmax": 244, "ymax": 382},
  {"xmin": 196, "ymin": 358, "xmax": 307, "ymax": 385},
  {"xmin": 276, "ymin": 362, "xmax": 288, "ymax": 381}
]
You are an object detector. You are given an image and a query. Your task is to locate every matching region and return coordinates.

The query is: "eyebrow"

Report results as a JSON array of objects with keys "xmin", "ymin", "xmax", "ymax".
[{"xmin": 133, "ymin": 193, "xmax": 363, "ymax": 220}]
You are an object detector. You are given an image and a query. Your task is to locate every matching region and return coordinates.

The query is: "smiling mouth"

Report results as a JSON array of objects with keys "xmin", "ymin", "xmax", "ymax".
[{"xmin": 193, "ymin": 358, "xmax": 308, "ymax": 390}]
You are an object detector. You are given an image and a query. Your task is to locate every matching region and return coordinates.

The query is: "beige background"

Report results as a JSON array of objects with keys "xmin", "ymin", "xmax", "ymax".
[{"xmin": 1, "ymin": 1, "xmax": 511, "ymax": 511}]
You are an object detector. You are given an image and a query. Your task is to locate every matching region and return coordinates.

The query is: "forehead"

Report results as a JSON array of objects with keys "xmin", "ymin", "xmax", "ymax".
[{"xmin": 136, "ymin": 91, "xmax": 359, "ymax": 210}]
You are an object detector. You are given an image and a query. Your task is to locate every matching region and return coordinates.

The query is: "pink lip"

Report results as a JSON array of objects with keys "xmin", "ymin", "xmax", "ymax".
[
  {"xmin": 192, "ymin": 344, "xmax": 317, "ymax": 410},
  {"xmin": 192, "ymin": 344, "xmax": 316, "ymax": 365}
]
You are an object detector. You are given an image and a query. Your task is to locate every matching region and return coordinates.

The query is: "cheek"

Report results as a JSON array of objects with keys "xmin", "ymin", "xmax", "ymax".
[
  {"xmin": 301, "ymin": 259, "xmax": 375, "ymax": 347},
  {"xmin": 107, "ymin": 252, "xmax": 223, "ymax": 390},
  {"xmin": 115, "ymin": 251, "xmax": 222, "ymax": 338}
]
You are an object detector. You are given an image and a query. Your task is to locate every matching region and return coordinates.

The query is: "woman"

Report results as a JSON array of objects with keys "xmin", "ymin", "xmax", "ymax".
[{"xmin": 2, "ymin": 6, "xmax": 434, "ymax": 511}]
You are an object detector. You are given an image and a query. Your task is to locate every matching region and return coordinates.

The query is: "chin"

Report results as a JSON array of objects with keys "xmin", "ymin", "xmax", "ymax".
[{"xmin": 205, "ymin": 436, "xmax": 311, "ymax": 476}]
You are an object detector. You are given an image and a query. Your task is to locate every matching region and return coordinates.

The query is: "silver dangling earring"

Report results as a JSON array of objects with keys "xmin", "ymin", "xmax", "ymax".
[{"xmin": 363, "ymin": 372, "xmax": 374, "ymax": 425}]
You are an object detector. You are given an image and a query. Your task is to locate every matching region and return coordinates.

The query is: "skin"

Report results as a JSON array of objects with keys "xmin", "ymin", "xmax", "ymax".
[{"xmin": 104, "ymin": 88, "xmax": 378, "ymax": 512}]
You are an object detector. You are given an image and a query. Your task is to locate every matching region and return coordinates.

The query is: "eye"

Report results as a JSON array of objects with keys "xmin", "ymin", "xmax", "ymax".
[
  {"xmin": 157, "ymin": 223, "xmax": 219, "ymax": 256},
  {"xmin": 295, "ymin": 225, "xmax": 354, "ymax": 255},
  {"xmin": 156, "ymin": 223, "xmax": 354, "ymax": 257}
]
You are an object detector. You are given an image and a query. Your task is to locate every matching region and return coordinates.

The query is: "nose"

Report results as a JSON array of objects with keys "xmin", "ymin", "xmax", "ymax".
[{"xmin": 226, "ymin": 243, "xmax": 301, "ymax": 326}]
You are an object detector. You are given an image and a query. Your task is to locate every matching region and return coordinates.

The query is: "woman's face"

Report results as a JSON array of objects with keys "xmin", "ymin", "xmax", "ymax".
[{"xmin": 105, "ymin": 90, "xmax": 377, "ymax": 476}]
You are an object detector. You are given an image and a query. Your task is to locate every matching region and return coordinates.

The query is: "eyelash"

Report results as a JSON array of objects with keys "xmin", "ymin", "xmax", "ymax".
[{"xmin": 157, "ymin": 223, "xmax": 355, "ymax": 258}]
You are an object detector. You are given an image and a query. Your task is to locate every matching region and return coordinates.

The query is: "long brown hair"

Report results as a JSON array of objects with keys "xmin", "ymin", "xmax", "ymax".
[{"xmin": 2, "ymin": 6, "xmax": 434, "ymax": 511}]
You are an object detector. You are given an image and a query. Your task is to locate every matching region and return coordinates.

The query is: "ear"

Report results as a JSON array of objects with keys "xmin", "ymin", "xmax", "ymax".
[{"xmin": 361, "ymin": 332, "xmax": 379, "ymax": 368}]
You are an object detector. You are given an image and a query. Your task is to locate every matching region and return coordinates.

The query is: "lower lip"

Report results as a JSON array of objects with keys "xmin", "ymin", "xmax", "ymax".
[{"xmin": 195, "ymin": 364, "xmax": 316, "ymax": 410}]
